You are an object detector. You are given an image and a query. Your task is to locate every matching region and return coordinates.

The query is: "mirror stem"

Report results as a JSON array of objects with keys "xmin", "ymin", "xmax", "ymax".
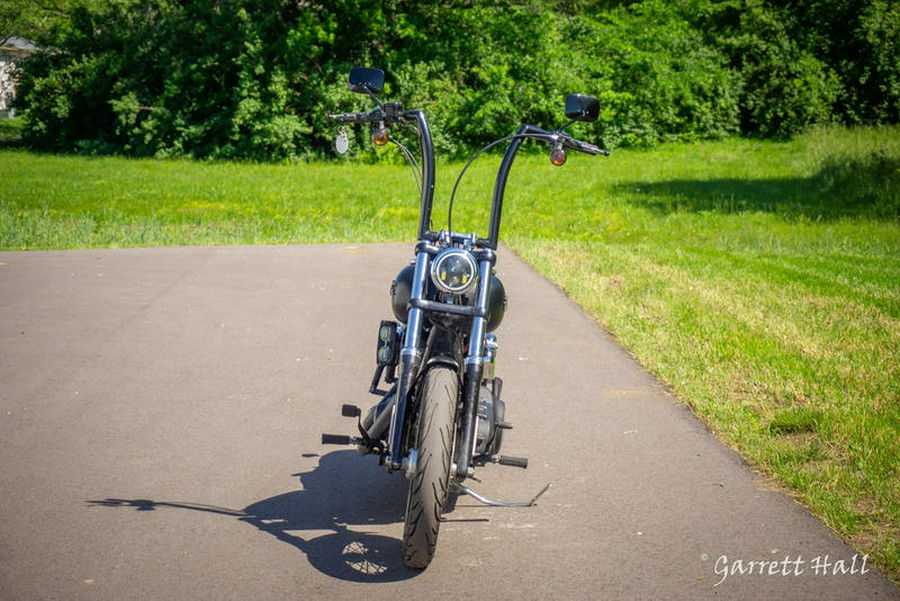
[{"xmin": 365, "ymin": 86, "xmax": 384, "ymax": 108}]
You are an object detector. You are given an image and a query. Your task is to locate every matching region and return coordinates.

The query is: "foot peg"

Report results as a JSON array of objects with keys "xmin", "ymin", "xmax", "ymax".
[
  {"xmin": 498, "ymin": 455, "xmax": 528, "ymax": 469},
  {"xmin": 341, "ymin": 404, "xmax": 361, "ymax": 418},
  {"xmin": 322, "ymin": 403, "xmax": 385, "ymax": 456},
  {"xmin": 320, "ymin": 405, "xmax": 363, "ymax": 444}
]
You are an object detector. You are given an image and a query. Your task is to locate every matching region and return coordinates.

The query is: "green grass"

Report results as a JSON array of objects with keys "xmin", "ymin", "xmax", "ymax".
[
  {"xmin": 1, "ymin": 126, "xmax": 898, "ymax": 582},
  {"xmin": 0, "ymin": 153, "xmax": 427, "ymax": 248},
  {"xmin": 0, "ymin": 117, "xmax": 24, "ymax": 147}
]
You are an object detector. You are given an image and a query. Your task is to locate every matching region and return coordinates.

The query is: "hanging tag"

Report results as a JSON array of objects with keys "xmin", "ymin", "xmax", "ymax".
[{"xmin": 335, "ymin": 126, "xmax": 349, "ymax": 155}]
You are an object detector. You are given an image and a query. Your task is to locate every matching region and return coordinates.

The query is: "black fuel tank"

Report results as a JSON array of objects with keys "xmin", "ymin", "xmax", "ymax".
[
  {"xmin": 485, "ymin": 275, "xmax": 506, "ymax": 332},
  {"xmin": 391, "ymin": 265, "xmax": 507, "ymax": 332},
  {"xmin": 390, "ymin": 265, "xmax": 417, "ymax": 323}
]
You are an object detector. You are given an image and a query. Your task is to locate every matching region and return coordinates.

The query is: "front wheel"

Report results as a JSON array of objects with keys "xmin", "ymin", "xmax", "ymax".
[{"xmin": 402, "ymin": 366, "xmax": 457, "ymax": 568}]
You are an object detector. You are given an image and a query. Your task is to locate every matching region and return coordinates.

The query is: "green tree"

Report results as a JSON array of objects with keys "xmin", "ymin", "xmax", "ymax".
[
  {"xmin": 19, "ymin": 0, "xmax": 313, "ymax": 158},
  {"xmin": 778, "ymin": 0, "xmax": 900, "ymax": 125},
  {"xmin": 12, "ymin": 0, "xmax": 899, "ymax": 159},
  {"xmin": 697, "ymin": 0, "xmax": 840, "ymax": 137}
]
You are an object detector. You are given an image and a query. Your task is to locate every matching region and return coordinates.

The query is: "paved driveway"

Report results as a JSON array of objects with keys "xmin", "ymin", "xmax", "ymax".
[{"xmin": 1, "ymin": 244, "xmax": 896, "ymax": 600}]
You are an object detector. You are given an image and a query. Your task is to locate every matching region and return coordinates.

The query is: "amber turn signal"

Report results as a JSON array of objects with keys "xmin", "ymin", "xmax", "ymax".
[
  {"xmin": 549, "ymin": 147, "xmax": 567, "ymax": 166},
  {"xmin": 372, "ymin": 128, "xmax": 389, "ymax": 146}
]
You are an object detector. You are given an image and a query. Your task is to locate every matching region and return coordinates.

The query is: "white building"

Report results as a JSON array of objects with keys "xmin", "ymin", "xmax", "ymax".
[{"xmin": 0, "ymin": 36, "xmax": 37, "ymax": 118}]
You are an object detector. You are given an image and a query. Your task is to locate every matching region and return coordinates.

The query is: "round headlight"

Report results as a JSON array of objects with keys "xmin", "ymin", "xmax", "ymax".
[{"xmin": 431, "ymin": 249, "xmax": 478, "ymax": 295}]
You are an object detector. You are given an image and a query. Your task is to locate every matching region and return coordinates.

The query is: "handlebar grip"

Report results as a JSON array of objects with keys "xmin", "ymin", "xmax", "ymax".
[
  {"xmin": 567, "ymin": 137, "xmax": 610, "ymax": 156},
  {"xmin": 325, "ymin": 112, "xmax": 373, "ymax": 124}
]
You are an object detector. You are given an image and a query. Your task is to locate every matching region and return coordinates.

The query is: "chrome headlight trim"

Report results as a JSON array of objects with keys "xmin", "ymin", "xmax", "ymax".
[{"xmin": 430, "ymin": 248, "xmax": 478, "ymax": 295}]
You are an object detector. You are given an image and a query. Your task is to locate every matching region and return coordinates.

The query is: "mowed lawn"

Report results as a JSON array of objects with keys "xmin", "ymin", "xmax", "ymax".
[{"xmin": 1, "ymin": 126, "xmax": 898, "ymax": 582}]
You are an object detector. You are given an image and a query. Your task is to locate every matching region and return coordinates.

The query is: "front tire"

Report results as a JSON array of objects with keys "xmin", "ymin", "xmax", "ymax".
[{"xmin": 402, "ymin": 366, "xmax": 456, "ymax": 569}]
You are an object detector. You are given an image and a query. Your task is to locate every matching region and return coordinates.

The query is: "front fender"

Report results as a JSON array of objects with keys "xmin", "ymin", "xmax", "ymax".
[{"xmin": 421, "ymin": 326, "xmax": 463, "ymax": 375}]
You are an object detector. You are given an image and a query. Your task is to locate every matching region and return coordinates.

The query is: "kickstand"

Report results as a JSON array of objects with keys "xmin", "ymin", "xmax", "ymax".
[{"xmin": 452, "ymin": 481, "xmax": 552, "ymax": 507}]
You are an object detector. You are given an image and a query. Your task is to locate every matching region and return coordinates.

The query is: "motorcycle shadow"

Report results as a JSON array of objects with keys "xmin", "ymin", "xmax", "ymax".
[{"xmin": 87, "ymin": 450, "xmax": 422, "ymax": 583}]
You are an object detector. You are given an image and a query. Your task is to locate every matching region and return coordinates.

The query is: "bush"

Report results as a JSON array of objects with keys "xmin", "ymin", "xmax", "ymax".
[
  {"xmin": 785, "ymin": 0, "xmax": 900, "ymax": 126},
  {"xmin": 19, "ymin": 0, "xmax": 312, "ymax": 159},
  {"xmin": 699, "ymin": 0, "xmax": 841, "ymax": 137},
  {"xmin": 559, "ymin": 2, "xmax": 741, "ymax": 147},
  {"xmin": 11, "ymin": 0, "xmax": 899, "ymax": 159}
]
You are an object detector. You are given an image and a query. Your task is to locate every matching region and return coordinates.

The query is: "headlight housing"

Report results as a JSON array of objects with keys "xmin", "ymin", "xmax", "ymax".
[{"xmin": 431, "ymin": 249, "xmax": 478, "ymax": 295}]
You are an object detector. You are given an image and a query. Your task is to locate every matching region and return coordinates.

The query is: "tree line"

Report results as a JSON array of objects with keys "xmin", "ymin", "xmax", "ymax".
[{"xmin": 4, "ymin": 0, "xmax": 898, "ymax": 160}]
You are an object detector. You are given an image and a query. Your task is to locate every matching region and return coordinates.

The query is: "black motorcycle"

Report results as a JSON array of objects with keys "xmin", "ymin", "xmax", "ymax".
[{"xmin": 322, "ymin": 67, "xmax": 607, "ymax": 569}]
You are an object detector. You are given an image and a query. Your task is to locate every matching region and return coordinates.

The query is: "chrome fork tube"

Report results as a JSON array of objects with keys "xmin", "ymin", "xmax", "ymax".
[
  {"xmin": 387, "ymin": 249, "xmax": 431, "ymax": 469},
  {"xmin": 468, "ymin": 258, "xmax": 493, "ymax": 360},
  {"xmin": 455, "ymin": 258, "xmax": 493, "ymax": 479}
]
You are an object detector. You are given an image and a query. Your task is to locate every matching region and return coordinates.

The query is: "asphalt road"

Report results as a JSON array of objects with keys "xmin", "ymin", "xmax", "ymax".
[{"xmin": 1, "ymin": 244, "xmax": 897, "ymax": 600}]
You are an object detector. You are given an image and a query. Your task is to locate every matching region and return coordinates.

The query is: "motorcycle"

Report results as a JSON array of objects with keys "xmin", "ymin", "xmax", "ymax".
[{"xmin": 321, "ymin": 67, "xmax": 608, "ymax": 569}]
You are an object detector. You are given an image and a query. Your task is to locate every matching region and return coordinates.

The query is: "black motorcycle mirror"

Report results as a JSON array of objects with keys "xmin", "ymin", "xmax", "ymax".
[
  {"xmin": 349, "ymin": 67, "xmax": 387, "ymax": 134},
  {"xmin": 564, "ymin": 93, "xmax": 600, "ymax": 122},
  {"xmin": 549, "ymin": 94, "xmax": 601, "ymax": 166},
  {"xmin": 349, "ymin": 66, "xmax": 385, "ymax": 96}
]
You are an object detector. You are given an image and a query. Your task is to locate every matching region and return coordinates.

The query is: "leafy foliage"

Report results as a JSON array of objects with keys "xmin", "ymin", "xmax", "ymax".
[
  {"xmin": 559, "ymin": 2, "xmax": 741, "ymax": 146},
  {"xmin": 698, "ymin": 0, "xmax": 841, "ymax": 137},
  {"xmin": 780, "ymin": 0, "xmax": 900, "ymax": 126},
  {"xmin": 7, "ymin": 0, "xmax": 899, "ymax": 159}
]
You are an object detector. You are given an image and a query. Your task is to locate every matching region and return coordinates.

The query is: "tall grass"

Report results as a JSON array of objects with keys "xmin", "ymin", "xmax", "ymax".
[
  {"xmin": 1, "ymin": 126, "xmax": 898, "ymax": 582},
  {"xmin": 0, "ymin": 153, "xmax": 426, "ymax": 249}
]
